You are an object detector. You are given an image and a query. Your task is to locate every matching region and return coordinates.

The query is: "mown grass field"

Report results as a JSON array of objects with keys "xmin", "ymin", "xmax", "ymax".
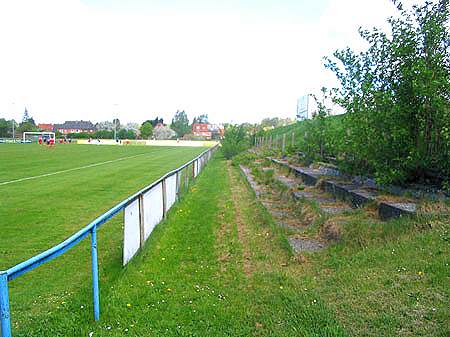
[
  {"xmin": 0, "ymin": 143, "xmax": 206, "ymax": 334},
  {"xmin": 1, "ymin": 145, "xmax": 448, "ymax": 336}
]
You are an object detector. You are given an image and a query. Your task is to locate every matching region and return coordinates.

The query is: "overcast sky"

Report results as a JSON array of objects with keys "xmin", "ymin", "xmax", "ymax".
[{"xmin": 0, "ymin": 0, "xmax": 423, "ymax": 125}]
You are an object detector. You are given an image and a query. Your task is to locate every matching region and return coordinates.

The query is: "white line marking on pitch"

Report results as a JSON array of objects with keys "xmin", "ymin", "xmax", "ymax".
[{"xmin": 0, "ymin": 153, "xmax": 149, "ymax": 186}]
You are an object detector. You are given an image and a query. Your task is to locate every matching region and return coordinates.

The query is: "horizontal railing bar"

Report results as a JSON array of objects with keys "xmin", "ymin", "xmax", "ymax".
[
  {"xmin": 2, "ymin": 145, "xmax": 218, "ymax": 279},
  {"xmin": 120, "ymin": 145, "xmax": 217, "ymax": 206},
  {"xmin": 7, "ymin": 230, "xmax": 90, "ymax": 281},
  {"xmin": 5, "ymin": 191, "xmax": 134, "ymax": 279}
]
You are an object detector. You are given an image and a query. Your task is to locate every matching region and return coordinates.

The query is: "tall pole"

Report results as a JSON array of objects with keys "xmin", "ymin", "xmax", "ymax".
[
  {"xmin": 113, "ymin": 103, "xmax": 118, "ymax": 142},
  {"xmin": 11, "ymin": 102, "xmax": 15, "ymax": 142},
  {"xmin": 114, "ymin": 119, "xmax": 117, "ymax": 141}
]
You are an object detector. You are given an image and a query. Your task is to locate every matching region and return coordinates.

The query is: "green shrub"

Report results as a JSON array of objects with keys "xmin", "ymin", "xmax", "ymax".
[
  {"xmin": 261, "ymin": 1, "xmax": 450, "ymax": 186},
  {"xmin": 221, "ymin": 125, "xmax": 250, "ymax": 159},
  {"xmin": 325, "ymin": 0, "xmax": 450, "ymax": 184}
]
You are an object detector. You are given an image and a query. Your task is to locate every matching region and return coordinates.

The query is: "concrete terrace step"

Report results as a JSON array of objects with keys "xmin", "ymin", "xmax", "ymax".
[
  {"xmin": 274, "ymin": 175, "xmax": 352, "ymax": 215},
  {"xmin": 288, "ymin": 237, "xmax": 325, "ymax": 253},
  {"xmin": 268, "ymin": 157, "xmax": 417, "ymax": 220},
  {"xmin": 239, "ymin": 164, "xmax": 322, "ymax": 252},
  {"xmin": 239, "ymin": 165, "xmax": 262, "ymax": 197},
  {"xmin": 379, "ymin": 202, "xmax": 417, "ymax": 220},
  {"xmin": 322, "ymin": 181, "xmax": 378, "ymax": 208}
]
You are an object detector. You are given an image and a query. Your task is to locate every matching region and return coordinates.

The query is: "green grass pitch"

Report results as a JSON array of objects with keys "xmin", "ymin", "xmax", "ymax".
[{"xmin": 0, "ymin": 143, "xmax": 205, "ymax": 332}]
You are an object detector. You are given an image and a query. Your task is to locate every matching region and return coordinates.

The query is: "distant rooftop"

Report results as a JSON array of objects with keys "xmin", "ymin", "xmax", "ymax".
[{"xmin": 54, "ymin": 120, "xmax": 96, "ymax": 130}]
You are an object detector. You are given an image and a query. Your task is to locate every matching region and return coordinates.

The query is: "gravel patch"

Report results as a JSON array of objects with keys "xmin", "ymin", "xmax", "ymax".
[{"xmin": 288, "ymin": 237, "xmax": 325, "ymax": 253}]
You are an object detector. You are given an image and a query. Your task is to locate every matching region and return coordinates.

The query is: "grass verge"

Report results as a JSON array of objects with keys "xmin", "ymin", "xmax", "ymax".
[{"xmin": 7, "ymin": 151, "xmax": 449, "ymax": 336}]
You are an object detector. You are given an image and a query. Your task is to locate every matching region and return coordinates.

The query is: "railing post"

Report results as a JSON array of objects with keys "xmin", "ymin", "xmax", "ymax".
[
  {"xmin": 282, "ymin": 134, "xmax": 286, "ymax": 154},
  {"xmin": 90, "ymin": 226, "xmax": 100, "ymax": 322},
  {"xmin": 162, "ymin": 178, "xmax": 167, "ymax": 219},
  {"xmin": 175, "ymin": 171, "xmax": 180, "ymax": 200},
  {"xmin": 185, "ymin": 166, "xmax": 189, "ymax": 192},
  {"xmin": 138, "ymin": 194, "xmax": 145, "ymax": 246},
  {"xmin": 0, "ymin": 272, "xmax": 11, "ymax": 337}
]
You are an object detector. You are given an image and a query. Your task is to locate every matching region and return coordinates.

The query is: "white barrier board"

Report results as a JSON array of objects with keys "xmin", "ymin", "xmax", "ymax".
[
  {"xmin": 123, "ymin": 198, "xmax": 141, "ymax": 265},
  {"xmin": 143, "ymin": 183, "xmax": 163, "ymax": 241},
  {"xmin": 166, "ymin": 174, "xmax": 177, "ymax": 210},
  {"xmin": 194, "ymin": 160, "xmax": 199, "ymax": 177},
  {"xmin": 122, "ymin": 149, "xmax": 214, "ymax": 265}
]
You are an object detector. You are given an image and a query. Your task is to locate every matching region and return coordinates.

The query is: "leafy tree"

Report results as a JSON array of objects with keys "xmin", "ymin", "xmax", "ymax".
[
  {"xmin": 325, "ymin": 0, "xmax": 450, "ymax": 184},
  {"xmin": 94, "ymin": 130, "xmax": 114, "ymax": 139},
  {"xmin": 117, "ymin": 128, "xmax": 136, "ymax": 139},
  {"xmin": 0, "ymin": 118, "xmax": 11, "ymax": 137},
  {"xmin": 95, "ymin": 121, "xmax": 114, "ymax": 131},
  {"xmin": 140, "ymin": 121, "xmax": 153, "ymax": 139},
  {"xmin": 171, "ymin": 110, "xmax": 190, "ymax": 137},
  {"xmin": 221, "ymin": 125, "xmax": 250, "ymax": 159},
  {"xmin": 260, "ymin": 117, "xmax": 293, "ymax": 129},
  {"xmin": 153, "ymin": 125, "xmax": 176, "ymax": 140},
  {"xmin": 67, "ymin": 132, "xmax": 90, "ymax": 139},
  {"xmin": 192, "ymin": 114, "xmax": 209, "ymax": 124},
  {"xmin": 18, "ymin": 108, "xmax": 37, "ymax": 133},
  {"xmin": 123, "ymin": 122, "xmax": 140, "ymax": 133},
  {"xmin": 308, "ymin": 87, "xmax": 333, "ymax": 159},
  {"xmin": 143, "ymin": 117, "xmax": 164, "ymax": 128}
]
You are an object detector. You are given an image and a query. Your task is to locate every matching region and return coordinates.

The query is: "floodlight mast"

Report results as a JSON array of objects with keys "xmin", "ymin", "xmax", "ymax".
[
  {"xmin": 11, "ymin": 102, "xmax": 15, "ymax": 142},
  {"xmin": 113, "ymin": 103, "xmax": 118, "ymax": 142}
]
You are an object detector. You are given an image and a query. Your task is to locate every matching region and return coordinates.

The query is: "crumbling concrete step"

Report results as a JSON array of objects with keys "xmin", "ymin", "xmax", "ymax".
[
  {"xmin": 270, "ymin": 158, "xmax": 417, "ymax": 220},
  {"xmin": 293, "ymin": 191, "xmax": 316, "ymax": 199},
  {"xmin": 269, "ymin": 157, "xmax": 324, "ymax": 186},
  {"xmin": 240, "ymin": 164, "xmax": 327, "ymax": 253},
  {"xmin": 320, "ymin": 205, "xmax": 353, "ymax": 214},
  {"xmin": 274, "ymin": 175, "xmax": 297, "ymax": 189},
  {"xmin": 277, "ymin": 221, "xmax": 306, "ymax": 232},
  {"xmin": 323, "ymin": 181, "xmax": 377, "ymax": 207},
  {"xmin": 326, "ymin": 180, "xmax": 417, "ymax": 218},
  {"xmin": 379, "ymin": 202, "xmax": 417, "ymax": 220},
  {"xmin": 290, "ymin": 166, "xmax": 319, "ymax": 186},
  {"xmin": 288, "ymin": 237, "xmax": 325, "ymax": 253},
  {"xmin": 274, "ymin": 172, "xmax": 352, "ymax": 215},
  {"xmin": 271, "ymin": 158, "xmax": 289, "ymax": 166},
  {"xmin": 267, "ymin": 157, "xmax": 417, "ymax": 220},
  {"xmin": 270, "ymin": 210, "xmax": 290, "ymax": 218},
  {"xmin": 240, "ymin": 165, "xmax": 262, "ymax": 197},
  {"xmin": 294, "ymin": 191, "xmax": 336, "ymax": 205}
]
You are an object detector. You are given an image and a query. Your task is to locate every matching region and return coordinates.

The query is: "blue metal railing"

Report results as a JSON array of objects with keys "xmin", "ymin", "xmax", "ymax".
[{"xmin": 0, "ymin": 145, "xmax": 218, "ymax": 337}]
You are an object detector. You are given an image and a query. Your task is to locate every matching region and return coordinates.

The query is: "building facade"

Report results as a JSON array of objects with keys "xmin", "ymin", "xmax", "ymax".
[
  {"xmin": 37, "ymin": 123, "xmax": 54, "ymax": 132},
  {"xmin": 54, "ymin": 121, "xmax": 96, "ymax": 134},
  {"xmin": 192, "ymin": 123, "xmax": 212, "ymax": 139}
]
